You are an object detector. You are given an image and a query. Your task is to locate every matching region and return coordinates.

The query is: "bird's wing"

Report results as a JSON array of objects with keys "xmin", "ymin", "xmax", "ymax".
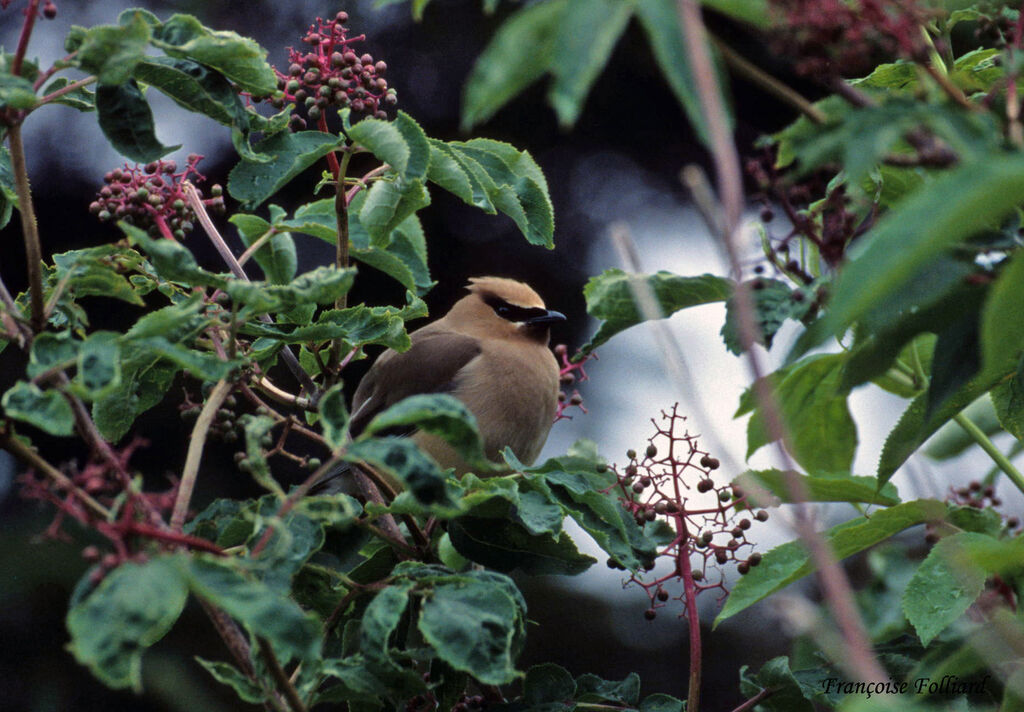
[{"xmin": 348, "ymin": 328, "xmax": 482, "ymax": 437}]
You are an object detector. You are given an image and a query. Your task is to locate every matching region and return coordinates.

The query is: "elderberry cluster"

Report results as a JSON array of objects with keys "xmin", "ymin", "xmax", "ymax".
[
  {"xmin": 610, "ymin": 406, "xmax": 768, "ymax": 620},
  {"xmin": 269, "ymin": 11, "xmax": 397, "ymax": 131},
  {"xmin": 90, "ymin": 155, "xmax": 224, "ymax": 239}
]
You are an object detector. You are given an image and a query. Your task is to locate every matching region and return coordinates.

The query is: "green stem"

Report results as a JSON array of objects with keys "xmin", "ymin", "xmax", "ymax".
[
  {"xmin": 7, "ymin": 123, "xmax": 45, "ymax": 332},
  {"xmin": 953, "ymin": 412, "xmax": 1024, "ymax": 496}
]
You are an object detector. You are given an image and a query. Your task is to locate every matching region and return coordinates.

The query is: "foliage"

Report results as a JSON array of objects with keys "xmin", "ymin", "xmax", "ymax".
[{"xmin": 2, "ymin": 1, "xmax": 1024, "ymax": 712}]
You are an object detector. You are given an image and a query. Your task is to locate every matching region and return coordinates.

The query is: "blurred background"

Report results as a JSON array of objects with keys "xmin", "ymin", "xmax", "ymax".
[{"xmin": 1, "ymin": 1, "xmax": 1018, "ymax": 710}]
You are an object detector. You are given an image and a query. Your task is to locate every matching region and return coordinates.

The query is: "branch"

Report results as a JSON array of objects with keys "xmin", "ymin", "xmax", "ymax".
[
  {"xmin": 7, "ymin": 123, "xmax": 45, "ymax": 331},
  {"xmin": 171, "ymin": 378, "xmax": 233, "ymax": 530},
  {"xmin": 258, "ymin": 637, "xmax": 308, "ymax": 712},
  {"xmin": 676, "ymin": 0, "xmax": 887, "ymax": 686}
]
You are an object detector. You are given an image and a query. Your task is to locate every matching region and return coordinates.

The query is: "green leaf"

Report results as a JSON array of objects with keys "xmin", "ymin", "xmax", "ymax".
[
  {"xmin": 738, "ymin": 657, "xmax": 818, "ymax": 712},
  {"xmin": 992, "ymin": 367, "xmax": 1024, "ymax": 440},
  {"xmin": 40, "ymin": 76, "xmax": 95, "ymax": 111},
  {"xmin": 924, "ymin": 395, "xmax": 1003, "ymax": 459},
  {"xmin": 575, "ymin": 672, "xmax": 640, "ymax": 706},
  {"xmin": 2, "ymin": 381, "xmax": 75, "ymax": 436},
  {"xmin": 151, "ymin": 13, "xmax": 277, "ymax": 95},
  {"xmin": 547, "ymin": 0, "xmax": 633, "ymax": 127},
  {"xmin": 878, "ymin": 364, "xmax": 1014, "ymax": 483},
  {"xmin": 363, "ymin": 394, "xmax": 488, "ymax": 468},
  {"xmin": 230, "ymin": 213, "xmax": 297, "ymax": 284},
  {"xmin": 453, "ymin": 139, "xmax": 554, "ymax": 248},
  {"xmin": 240, "ymin": 302, "xmax": 419, "ymax": 352},
  {"xmin": 581, "ymin": 269, "xmax": 733, "ymax": 354},
  {"xmin": 96, "ymin": 81, "xmax": 180, "ymax": 162},
  {"xmin": 358, "ymin": 177, "xmax": 431, "ymax": 248},
  {"xmin": 636, "ymin": 0, "xmax": 729, "ymax": 147},
  {"xmin": 239, "ymin": 414, "xmax": 283, "ymax": 496},
  {"xmin": 640, "ymin": 694, "xmax": 685, "ymax": 712},
  {"xmin": 461, "ymin": 0, "xmax": 567, "ymax": 130},
  {"xmin": 721, "ymin": 279, "xmax": 814, "ymax": 355},
  {"xmin": 743, "ymin": 354, "xmax": 858, "ymax": 473},
  {"xmin": 51, "ymin": 245, "xmax": 149, "ymax": 306},
  {"xmin": 195, "ymin": 657, "xmax": 266, "ymax": 704},
  {"xmin": 132, "ymin": 337, "xmax": 239, "ymax": 381},
  {"xmin": 345, "ymin": 437, "xmax": 453, "ymax": 506},
  {"xmin": 903, "ymin": 532, "xmax": 990, "ymax": 646},
  {"xmin": 228, "ymin": 131, "xmax": 344, "ymax": 208},
  {"xmin": 347, "ymin": 111, "xmax": 431, "ymax": 181},
  {"xmin": 67, "ymin": 558, "xmax": 188, "ymax": 691},
  {"xmin": 714, "ymin": 499, "xmax": 946, "ymax": 626},
  {"xmin": 523, "ymin": 663, "xmax": 576, "ymax": 705},
  {"xmin": 320, "ymin": 383, "xmax": 350, "ymax": 449},
  {"xmin": 76, "ymin": 331, "xmax": 122, "ymax": 398},
  {"xmin": 133, "ymin": 56, "xmax": 248, "ymax": 126},
  {"xmin": 181, "ymin": 556, "xmax": 321, "ymax": 662},
  {"xmin": 733, "ymin": 469, "xmax": 900, "ymax": 507},
  {"xmin": 448, "ymin": 515, "xmax": 596, "ymax": 575},
  {"xmin": 418, "ymin": 574, "xmax": 525, "ymax": 685},
  {"xmin": 223, "ymin": 265, "xmax": 356, "ymax": 314},
  {"xmin": 76, "ymin": 11, "xmax": 152, "ymax": 86},
  {"xmin": 360, "ymin": 579, "xmax": 415, "ymax": 662},
  {"xmin": 791, "ymin": 153, "xmax": 1024, "ymax": 360},
  {"xmin": 123, "ymin": 223, "xmax": 224, "ymax": 287},
  {"xmin": 27, "ymin": 330, "xmax": 78, "ymax": 378},
  {"xmin": 981, "ymin": 248, "xmax": 1024, "ymax": 383},
  {"xmin": 0, "ymin": 146, "xmax": 16, "ymax": 228},
  {"xmin": 0, "ymin": 73, "xmax": 38, "ymax": 110},
  {"xmin": 701, "ymin": 0, "xmax": 769, "ymax": 26}
]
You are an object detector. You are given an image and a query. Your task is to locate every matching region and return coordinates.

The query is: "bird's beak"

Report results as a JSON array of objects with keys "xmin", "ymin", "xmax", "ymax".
[{"xmin": 524, "ymin": 309, "xmax": 566, "ymax": 326}]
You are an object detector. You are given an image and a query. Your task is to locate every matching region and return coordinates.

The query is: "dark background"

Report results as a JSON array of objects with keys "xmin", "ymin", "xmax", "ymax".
[{"xmin": 0, "ymin": 1, "xmax": 808, "ymax": 710}]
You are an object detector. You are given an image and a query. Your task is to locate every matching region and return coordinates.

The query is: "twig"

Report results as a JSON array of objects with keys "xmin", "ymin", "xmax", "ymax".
[
  {"xmin": 710, "ymin": 37, "xmax": 826, "ymax": 125},
  {"xmin": 10, "ymin": 0, "xmax": 41, "ymax": 80},
  {"xmin": 730, "ymin": 687, "xmax": 775, "ymax": 712},
  {"xmin": 257, "ymin": 637, "xmax": 308, "ymax": 712},
  {"xmin": 676, "ymin": 0, "xmax": 887, "ymax": 689},
  {"xmin": 954, "ymin": 412, "xmax": 1024, "ymax": 496},
  {"xmin": 7, "ymin": 123, "xmax": 45, "ymax": 332},
  {"xmin": 184, "ymin": 183, "xmax": 320, "ymax": 401},
  {"xmin": 1, "ymin": 430, "xmax": 110, "ymax": 519},
  {"xmin": 171, "ymin": 378, "xmax": 233, "ymax": 530}
]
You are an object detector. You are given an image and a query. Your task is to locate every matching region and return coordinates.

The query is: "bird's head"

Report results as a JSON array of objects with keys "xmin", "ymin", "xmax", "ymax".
[{"xmin": 449, "ymin": 276, "xmax": 566, "ymax": 344}]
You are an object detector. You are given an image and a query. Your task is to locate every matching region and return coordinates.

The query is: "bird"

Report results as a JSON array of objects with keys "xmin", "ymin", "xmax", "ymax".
[{"xmin": 318, "ymin": 276, "xmax": 566, "ymax": 492}]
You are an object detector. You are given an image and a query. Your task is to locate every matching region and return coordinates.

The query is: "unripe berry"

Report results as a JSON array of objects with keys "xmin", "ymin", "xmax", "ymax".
[
  {"xmin": 755, "ymin": 510, "xmax": 769, "ymax": 522},
  {"xmin": 645, "ymin": 444, "xmax": 657, "ymax": 458},
  {"xmin": 644, "ymin": 609, "xmax": 657, "ymax": 621}
]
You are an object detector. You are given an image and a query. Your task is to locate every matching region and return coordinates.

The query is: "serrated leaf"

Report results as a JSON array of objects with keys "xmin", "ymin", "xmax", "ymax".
[
  {"xmin": 132, "ymin": 337, "xmax": 239, "ymax": 381},
  {"xmin": 581, "ymin": 269, "xmax": 733, "ymax": 354},
  {"xmin": 181, "ymin": 556, "xmax": 321, "ymax": 662},
  {"xmin": 546, "ymin": 0, "xmax": 633, "ymax": 127},
  {"xmin": 363, "ymin": 394, "xmax": 488, "ymax": 468},
  {"xmin": 133, "ymin": 56, "xmax": 248, "ymax": 127},
  {"xmin": 348, "ymin": 111, "xmax": 430, "ymax": 181},
  {"xmin": 358, "ymin": 177, "xmax": 431, "ymax": 248},
  {"xmin": 239, "ymin": 302, "xmax": 416, "ymax": 352},
  {"xmin": 320, "ymin": 383, "xmax": 349, "ymax": 449},
  {"xmin": 195, "ymin": 657, "xmax": 266, "ymax": 704},
  {"xmin": 448, "ymin": 515, "xmax": 596, "ymax": 575},
  {"xmin": 96, "ymin": 81, "xmax": 180, "ymax": 162},
  {"xmin": 76, "ymin": 11, "xmax": 152, "ymax": 86},
  {"xmin": 790, "ymin": 153, "xmax": 1024, "ymax": 361},
  {"xmin": 0, "ymin": 146, "xmax": 16, "ymax": 229},
  {"xmin": 230, "ymin": 213, "xmax": 297, "ymax": 285},
  {"xmin": 229, "ymin": 131, "xmax": 343, "ymax": 208},
  {"xmin": 224, "ymin": 265, "xmax": 356, "ymax": 314},
  {"xmin": 345, "ymin": 437, "xmax": 453, "ymax": 506},
  {"xmin": 744, "ymin": 354, "xmax": 857, "ymax": 473},
  {"xmin": 981, "ymin": 248, "xmax": 1024, "ymax": 383},
  {"xmin": 721, "ymin": 278, "xmax": 814, "ymax": 355},
  {"xmin": 714, "ymin": 499, "xmax": 946, "ymax": 626},
  {"xmin": 51, "ymin": 245, "xmax": 149, "ymax": 306},
  {"xmin": 76, "ymin": 331, "xmax": 122, "ymax": 398},
  {"xmin": 0, "ymin": 73, "xmax": 38, "ymax": 110},
  {"xmin": 151, "ymin": 13, "xmax": 277, "ymax": 95},
  {"xmin": 2, "ymin": 381, "xmax": 75, "ymax": 436},
  {"xmin": 461, "ymin": 0, "xmax": 568, "ymax": 130},
  {"xmin": 67, "ymin": 558, "xmax": 188, "ymax": 691},
  {"xmin": 523, "ymin": 663, "xmax": 575, "ymax": 704},
  {"xmin": 924, "ymin": 395, "xmax": 1003, "ymax": 459},
  {"xmin": 418, "ymin": 575, "xmax": 524, "ymax": 685},
  {"xmin": 903, "ymin": 532, "xmax": 989, "ymax": 646},
  {"xmin": 733, "ymin": 469, "xmax": 900, "ymax": 507},
  {"xmin": 992, "ymin": 367, "xmax": 1024, "ymax": 440},
  {"xmin": 738, "ymin": 656, "xmax": 818, "ymax": 712}
]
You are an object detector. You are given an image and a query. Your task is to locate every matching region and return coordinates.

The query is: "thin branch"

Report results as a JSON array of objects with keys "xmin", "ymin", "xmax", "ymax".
[
  {"xmin": 258, "ymin": 637, "xmax": 308, "ymax": 712},
  {"xmin": 171, "ymin": 378, "xmax": 233, "ymax": 530},
  {"xmin": 954, "ymin": 412, "xmax": 1024, "ymax": 496},
  {"xmin": 676, "ymin": 0, "xmax": 886, "ymax": 686},
  {"xmin": 10, "ymin": 0, "xmax": 41, "ymax": 79},
  {"xmin": 711, "ymin": 37, "xmax": 827, "ymax": 125},
  {"xmin": 7, "ymin": 123, "xmax": 45, "ymax": 332},
  {"xmin": 184, "ymin": 183, "xmax": 320, "ymax": 402},
  {"xmin": 38, "ymin": 75, "xmax": 96, "ymax": 106},
  {"xmin": 730, "ymin": 688, "xmax": 775, "ymax": 712},
  {"xmin": 1, "ymin": 430, "xmax": 110, "ymax": 519}
]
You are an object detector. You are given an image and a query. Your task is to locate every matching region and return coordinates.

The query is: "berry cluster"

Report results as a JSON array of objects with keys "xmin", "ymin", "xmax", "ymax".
[
  {"xmin": 609, "ymin": 405, "xmax": 768, "ymax": 620},
  {"xmin": 90, "ymin": 155, "xmax": 224, "ymax": 240},
  {"xmin": 554, "ymin": 344, "xmax": 592, "ymax": 422},
  {"xmin": 768, "ymin": 0, "xmax": 929, "ymax": 78},
  {"xmin": 269, "ymin": 12, "xmax": 397, "ymax": 131}
]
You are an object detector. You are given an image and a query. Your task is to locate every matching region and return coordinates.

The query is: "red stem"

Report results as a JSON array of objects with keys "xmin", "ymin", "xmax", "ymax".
[
  {"xmin": 318, "ymin": 113, "xmax": 341, "ymax": 179},
  {"xmin": 677, "ymin": 517, "xmax": 702, "ymax": 712},
  {"xmin": 11, "ymin": 0, "xmax": 41, "ymax": 79}
]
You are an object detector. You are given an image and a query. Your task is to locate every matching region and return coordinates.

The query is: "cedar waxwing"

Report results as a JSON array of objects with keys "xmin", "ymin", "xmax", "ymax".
[{"xmin": 322, "ymin": 277, "xmax": 566, "ymax": 490}]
